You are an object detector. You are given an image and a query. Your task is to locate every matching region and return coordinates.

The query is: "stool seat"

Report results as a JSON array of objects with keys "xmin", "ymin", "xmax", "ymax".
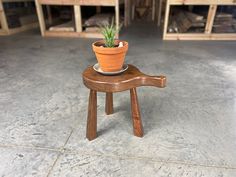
[
  {"xmin": 83, "ymin": 64, "xmax": 166, "ymax": 92},
  {"xmin": 82, "ymin": 64, "xmax": 166, "ymax": 141}
]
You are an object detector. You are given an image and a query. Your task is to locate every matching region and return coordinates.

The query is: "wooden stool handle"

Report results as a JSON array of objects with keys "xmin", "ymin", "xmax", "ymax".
[{"xmin": 140, "ymin": 75, "xmax": 166, "ymax": 88}]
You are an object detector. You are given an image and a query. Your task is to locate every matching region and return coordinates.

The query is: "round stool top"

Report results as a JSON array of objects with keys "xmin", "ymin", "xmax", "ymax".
[{"xmin": 83, "ymin": 64, "xmax": 166, "ymax": 92}]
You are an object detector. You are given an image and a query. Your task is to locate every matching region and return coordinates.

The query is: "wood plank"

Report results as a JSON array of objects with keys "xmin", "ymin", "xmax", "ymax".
[
  {"xmin": 115, "ymin": 0, "xmax": 119, "ymax": 32},
  {"xmin": 38, "ymin": 0, "xmax": 122, "ymax": 6},
  {"xmin": 44, "ymin": 30, "xmax": 119, "ymax": 38},
  {"xmin": 49, "ymin": 26, "xmax": 74, "ymax": 32},
  {"xmin": 131, "ymin": 0, "xmax": 135, "ymax": 20},
  {"xmin": 185, "ymin": 11, "xmax": 204, "ymax": 22},
  {"xmin": 79, "ymin": 0, "xmax": 116, "ymax": 6},
  {"xmin": 152, "ymin": 0, "xmax": 155, "ymax": 21},
  {"xmin": 2, "ymin": 0, "xmax": 33, "ymax": 2},
  {"xmin": 124, "ymin": 0, "xmax": 129, "ymax": 26},
  {"xmin": 74, "ymin": 5, "xmax": 82, "ymax": 32},
  {"xmin": 0, "ymin": 29, "xmax": 8, "ymax": 35},
  {"xmin": 205, "ymin": 5, "xmax": 217, "ymax": 34},
  {"xmin": 164, "ymin": 33, "xmax": 236, "ymax": 40},
  {"xmin": 163, "ymin": 0, "xmax": 170, "ymax": 38},
  {"xmin": 0, "ymin": 0, "xmax": 9, "ymax": 34},
  {"xmin": 45, "ymin": 30, "xmax": 78, "ymax": 37},
  {"xmin": 127, "ymin": 0, "xmax": 131, "ymax": 24},
  {"xmin": 168, "ymin": 0, "xmax": 236, "ymax": 5},
  {"xmin": 157, "ymin": 0, "xmax": 162, "ymax": 26},
  {"xmin": 163, "ymin": 0, "xmax": 236, "ymax": 40},
  {"xmin": 8, "ymin": 22, "xmax": 39, "ymax": 34},
  {"xmin": 35, "ymin": 0, "xmax": 46, "ymax": 36},
  {"xmin": 44, "ymin": 30, "xmax": 105, "ymax": 38},
  {"xmin": 49, "ymin": 21, "xmax": 74, "ymax": 31},
  {"xmin": 174, "ymin": 11, "xmax": 192, "ymax": 32},
  {"xmin": 38, "ymin": 0, "xmax": 77, "ymax": 5}
]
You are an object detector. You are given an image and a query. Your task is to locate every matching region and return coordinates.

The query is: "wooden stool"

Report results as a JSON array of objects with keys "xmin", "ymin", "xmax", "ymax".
[{"xmin": 83, "ymin": 64, "xmax": 166, "ymax": 141}]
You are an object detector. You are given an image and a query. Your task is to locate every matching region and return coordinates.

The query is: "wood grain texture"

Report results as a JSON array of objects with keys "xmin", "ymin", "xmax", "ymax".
[
  {"xmin": 36, "ymin": 0, "xmax": 124, "ymax": 38},
  {"xmin": 83, "ymin": 65, "xmax": 166, "ymax": 140},
  {"xmin": 105, "ymin": 92, "xmax": 114, "ymax": 115},
  {"xmin": 74, "ymin": 5, "xmax": 82, "ymax": 32},
  {"xmin": 35, "ymin": 0, "xmax": 46, "ymax": 36},
  {"xmin": 130, "ymin": 88, "xmax": 143, "ymax": 137},
  {"xmin": 38, "ymin": 0, "xmax": 120, "ymax": 6},
  {"xmin": 205, "ymin": 5, "xmax": 217, "ymax": 34},
  {"xmin": 86, "ymin": 90, "xmax": 97, "ymax": 141},
  {"xmin": 83, "ymin": 64, "xmax": 166, "ymax": 92},
  {"xmin": 168, "ymin": 0, "xmax": 236, "ymax": 5},
  {"xmin": 163, "ymin": 1, "xmax": 236, "ymax": 40},
  {"xmin": 0, "ymin": 0, "xmax": 9, "ymax": 34}
]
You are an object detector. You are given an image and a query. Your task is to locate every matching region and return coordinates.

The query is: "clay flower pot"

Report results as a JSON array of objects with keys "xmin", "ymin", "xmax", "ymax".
[{"xmin": 92, "ymin": 40, "xmax": 129, "ymax": 72}]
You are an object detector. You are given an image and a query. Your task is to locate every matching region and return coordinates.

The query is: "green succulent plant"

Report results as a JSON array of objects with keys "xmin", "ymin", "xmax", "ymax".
[{"xmin": 100, "ymin": 19, "xmax": 119, "ymax": 48}]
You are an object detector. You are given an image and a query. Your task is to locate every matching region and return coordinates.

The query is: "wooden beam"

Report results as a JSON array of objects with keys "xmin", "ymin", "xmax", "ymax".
[
  {"xmin": 2, "ymin": 0, "xmax": 33, "ymax": 2},
  {"xmin": 35, "ymin": 0, "xmax": 46, "ymax": 36},
  {"xmin": 115, "ymin": 0, "xmax": 119, "ymax": 32},
  {"xmin": 74, "ymin": 5, "xmax": 82, "ymax": 32},
  {"xmin": 158, "ymin": 0, "xmax": 163, "ymax": 26},
  {"xmin": 0, "ymin": 29, "xmax": 8, "ymax": 35},
  {"xmin": 38, "ymin": 0, "xmax": 77, "ymax": 5},
  {"xmin": 164, "ymin": 33, "xmax": 236, "ymax": 40},
  {"xmin": 0, "ymin": 0, "xmax": 9, "ymax": 34},
  {"xmin": 124, "ymin": 0, "xmax": 129, "ymax": 26},
  {"xmin": 79, "ymin": 0, "xmax": 116, "ymax": 6},
  {"xmin": 44, "ymin": 30, "xmax": 105, "ymax": 38},
  {"xmin": 205, "ymin": 5, "xmax": 217, "ymax": 34},
  {"xmin": 131, "ymin": 0, "xmax": 135, "ymax": 20},
  {"xmin": 127, "ymin": 0, "xmax": 131, "ymax": 24},
  {"xmin": 36, "ymin": 0, "xmax": 124, "ymax": 38},
  {"xmin": 163, "ymin": 0, "xmax": 170, "ymax": 39},
  {"xmin": 38, "ymin": 0, "xmax": 123, "ymax": 6},
  {"xmin": 152, "ymin": 0, "xmax": 156, "ymax": 21},
  {"xmin": 168, "ymin": 0, "xmax": 236, "ymax": 5}
]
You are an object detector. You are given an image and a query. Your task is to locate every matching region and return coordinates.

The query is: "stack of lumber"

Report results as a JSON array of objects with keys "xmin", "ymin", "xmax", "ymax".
[
  {"xmin": 49, "ymin": 21, "xmax": 75, "ymax": 32},
  {"xmin": 213, "ymin": 13, "xmax": 236, "ymax": 33},
  {"xmin": 5, "ymin": 7, "xmax": 37, "ymax": 28},
  {"xmin": 19, "ymin": 14, "xmax": 38, "ymax": 25},
  {"xmin": 84, "ymin": 13, "xmax": 113, "ymax": 32},
  {"xmin": 133, "ymin": 0, "xmax": 153, "ymax": 21},
  {"xmin": 84, "ymin": 14, "xmax": 113, "ymax": 27},
  {"xmin": 168, "ymin": 10, "xmax": 205, "ymax": 33}
]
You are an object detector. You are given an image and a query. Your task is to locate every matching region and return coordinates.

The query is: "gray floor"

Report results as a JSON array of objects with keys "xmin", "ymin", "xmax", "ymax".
[{"xmin": 0, "ymin": 22, "xmax": 236, "ymax": 177}]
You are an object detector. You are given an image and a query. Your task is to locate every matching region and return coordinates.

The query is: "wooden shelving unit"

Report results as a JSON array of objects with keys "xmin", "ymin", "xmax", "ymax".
[
  {"xmin": 35, "ymin": 0, "xmax": 131, "ymax": 38},
  {"xmin": 163, "ymin": 0, "xmax": 236, "ymax": 40},
  {"xmin": 0, "ymin": 0, "xmax": 39, "ymax": 36}
]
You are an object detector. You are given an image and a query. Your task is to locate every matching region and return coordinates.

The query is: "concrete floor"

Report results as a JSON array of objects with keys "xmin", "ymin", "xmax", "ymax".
[{"xmin": 0, "ymin": 22, "xmax": 236, "ymax": 177}]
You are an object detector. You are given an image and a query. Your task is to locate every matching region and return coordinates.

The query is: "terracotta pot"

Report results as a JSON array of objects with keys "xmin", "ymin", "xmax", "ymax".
[{"xmin": 92, "ymin": 40, "xmax": 129, "ymax": 72}]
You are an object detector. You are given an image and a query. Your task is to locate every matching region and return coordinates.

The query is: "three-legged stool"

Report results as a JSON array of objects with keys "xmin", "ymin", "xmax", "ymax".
[{"xmin": 83, "ymin": 64, "xmax": 166, "ymax": 141}]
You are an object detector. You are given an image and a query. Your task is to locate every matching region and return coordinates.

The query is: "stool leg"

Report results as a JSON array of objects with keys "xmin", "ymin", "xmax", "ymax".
[
  {"xmin": 105, "ymin": 92, "xmax": 113, "ymax": 115},
  {"xmin": 130, "ymin": 88, "xmax": 143, "ymax": 137},
  {"xmin": 86, "ymin": 90, "xmax": 97, "ymax": 141}
]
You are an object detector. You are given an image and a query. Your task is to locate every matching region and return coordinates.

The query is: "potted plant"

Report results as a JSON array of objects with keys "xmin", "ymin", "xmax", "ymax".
[{"xmin": 92, "ymin": 21, "xmax": 128, "ymax": 72}]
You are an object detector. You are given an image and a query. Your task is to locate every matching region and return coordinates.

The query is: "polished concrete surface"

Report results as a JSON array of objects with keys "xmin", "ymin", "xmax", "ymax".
[{"xmin": 0, "ymin": 22, "xmax": 236, "ymax": 176}]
